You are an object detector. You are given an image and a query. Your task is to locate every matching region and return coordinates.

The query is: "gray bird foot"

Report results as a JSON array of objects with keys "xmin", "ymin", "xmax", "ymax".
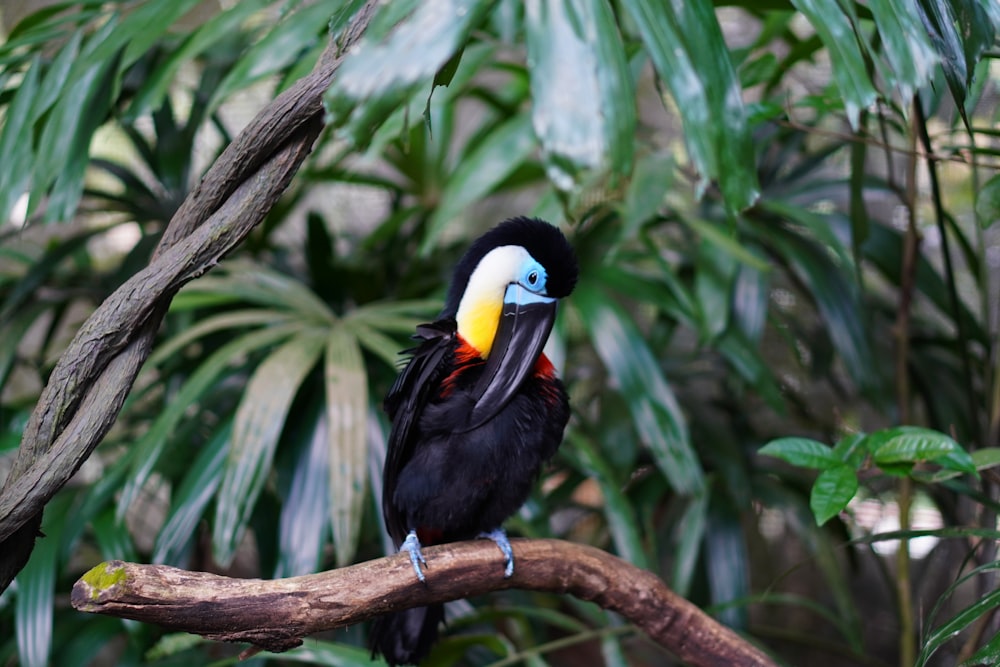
[
  {"xmin": 400, "ymin": 530, "xmax": 427, "ymax": 582},
  {"xmin": 478, "ymin": 528, "xmax": 514, "ymax": 578}
]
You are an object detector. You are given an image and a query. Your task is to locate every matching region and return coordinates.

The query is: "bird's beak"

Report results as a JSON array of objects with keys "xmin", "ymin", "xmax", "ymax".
[{"xmin": 463, "ymin": 283, "xmax": 557, "ymax": 431}]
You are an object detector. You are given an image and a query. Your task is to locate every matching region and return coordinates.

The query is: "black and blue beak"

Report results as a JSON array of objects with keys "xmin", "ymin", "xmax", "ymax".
[{"xmin": 462, "ymin": 283, "xmax": 558, "ymax": 431}]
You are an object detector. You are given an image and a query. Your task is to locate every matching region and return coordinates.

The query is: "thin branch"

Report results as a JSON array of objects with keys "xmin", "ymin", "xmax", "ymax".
[{"xmin": 71, "ymin": 539, "xmax": 777, "ymax": 667}]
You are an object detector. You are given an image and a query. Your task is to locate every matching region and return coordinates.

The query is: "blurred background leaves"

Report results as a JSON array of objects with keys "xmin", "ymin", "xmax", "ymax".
[{"xmin": 1, "ymin": 0, "xmax": 999, "ymax": 666}]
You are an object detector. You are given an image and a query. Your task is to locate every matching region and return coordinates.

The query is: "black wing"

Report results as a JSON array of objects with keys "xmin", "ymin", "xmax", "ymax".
[{"xmin": 381, "ymin": 319, "xmax": 456, "ymax": 546}]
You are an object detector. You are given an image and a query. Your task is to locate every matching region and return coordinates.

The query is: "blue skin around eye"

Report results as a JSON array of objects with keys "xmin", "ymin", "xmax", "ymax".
[{"xmin": 519, "ymin": 259, "xmax": 548, "ymax": 295}]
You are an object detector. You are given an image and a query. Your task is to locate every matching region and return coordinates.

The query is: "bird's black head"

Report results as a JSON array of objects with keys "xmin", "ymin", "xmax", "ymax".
[{"xmin": 442, "ymin": 217, "xmax": 578, "ymax": 318}]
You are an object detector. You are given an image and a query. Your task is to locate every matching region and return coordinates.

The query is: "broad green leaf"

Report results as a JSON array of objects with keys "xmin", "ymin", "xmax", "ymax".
[
  {"xmin": 750, "ymin": 220, "xmax": 876, "ymax": 392},
  {"xmin": 574, "ymin": 281, "xmax": 704, "ymax": 495},
  {"xmin": 148, "ymin": 309, "xmax": 297, "ymax": 367},
  {"xmin": 694, "ymin": 236, "xmax": 736, "ymax": 340},
  {"xmin": 210, "ymin": 2, "xmax": 332, "ymax": 108},
  {"xmin": 182, "ymin": 263, "xmax": 336, "ymax": 322},
  {"xmin": 421, "ymin": 112, "xmax": 536, "ymax": 255},
  {"xmin": 276, "ymin": 408, "xmax": 330, "ymax": 578},
  {"xmin": 118, "ymin": 322, "xmax": 303, "ymax": 521},
  {"xmin": 760, "ymin": 437, "xmax": 839, "ymax": 469},
  {"xmin": 961, "ymin": 629, "xmax": 1000, "ymax": 667},
  {"xmin": 153, "ymin": 421, "xmax": 231, "ymax": 566},
  {"xmin": 704, "ymin": 499, "xmax": 748, "ymax": 628},
  {"xmin": 34, "ymin": 39, "xmax": 120, "ymax": 222},
  {"xmin": 0, "ymin": 56, "xmax": 39, "ymax": 222},
  {"xmin": 85, "ymin": 0, "xmax": 203, "ymax": 68},
  {"xmin": 682, "ymin": 215, "xmax": 770, "ymax": 272},
  {"xmin": 870, "ymin": 426, "xmax": 975, "ymax": 472},
  {"xmin": 620, "ymin": 0, "xmax": 759, "ymax": 213},
  {"xmin": 524, "ymin": 0, "xmax": 634, "ymax": 191},
  {"xmin": 325, "ymin": 326, "xmax": 369, "ymax": 567},
  {"xmin": 14, "ymin": 493, "xmax": 72, "ymax": 667},
  {"xmin": 348, "ymin": 299, "xmax": 440, "ymax": 333},
  {"xmin": 975, "ymin": 173, "xmax": 1000, "ymax": 229},
  {"xmin": 915, "ymin": 0, "xmax": 980, "ymax": 128},
  {"xmin": 918, "ymin": 586, "xmax": 1000, "ymax": 666},
  {"xmin": 619, "ymin": 152, "xmax": 673, "ymax": 242},
  {"xmin": 125, "ymin": 0, "xmax": 271, "ymax": 119},
  {"xmin": 671, "ymin": 494, "xmax": 707, "ymax": 597},
  {"xmin": 809, "ymin": 465, "xmax": 858, "ymax": 525},
  {"xmin": 832, "ymin": 432, "xmax": 868, "ymax": 469},
  {"xmin": 867, "ymin": 0, "xmax": 939, "ymax": 104},
  {"xmin": 790, "ymin": 0, "xmax": 878, "ymax": 128},
  {"xmin": 214, "ymin": 330, "xmax": 327, "ymax": 566},
  {"xmin": 324, "ymin": 0, "xmax": 494, "ymax": 149}
]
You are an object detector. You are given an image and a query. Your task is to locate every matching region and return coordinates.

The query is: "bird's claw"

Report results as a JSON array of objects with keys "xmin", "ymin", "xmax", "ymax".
[
  {"xmin": 479, "ymin": 528, "xmax": 515, "ymax": 578},
  {"xmin": 401, "ymin": 531, "xmax": 427, "ymax": 582}
]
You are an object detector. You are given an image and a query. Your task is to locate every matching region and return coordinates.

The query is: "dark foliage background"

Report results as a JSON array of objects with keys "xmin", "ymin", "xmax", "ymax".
[{"xmin": 1, "ymin": 1, "xmax": 1000, "ymax": 665}]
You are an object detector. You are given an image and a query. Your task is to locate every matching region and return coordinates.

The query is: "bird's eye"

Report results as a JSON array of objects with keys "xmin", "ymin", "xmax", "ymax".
[{"xmin": 527, "ymin": 271, "xmax": 539, "ymax": 285}]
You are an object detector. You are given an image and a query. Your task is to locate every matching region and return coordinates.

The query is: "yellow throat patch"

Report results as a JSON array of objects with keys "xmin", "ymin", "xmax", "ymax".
[{"xmin": 459, "ymin": 295, "xmax": 503, "ymax": 358}]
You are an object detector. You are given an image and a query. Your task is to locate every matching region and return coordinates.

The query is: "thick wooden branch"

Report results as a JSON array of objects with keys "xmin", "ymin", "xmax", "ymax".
[{"xmin": 72, "ymin": 539, "xmax": 775, "ymax": 667}]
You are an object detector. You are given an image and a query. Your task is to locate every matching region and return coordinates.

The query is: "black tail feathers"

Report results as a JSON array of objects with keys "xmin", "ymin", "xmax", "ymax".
[{"xmin": 370, "ymin": 604, "xmax": 445, "ymax": 666}]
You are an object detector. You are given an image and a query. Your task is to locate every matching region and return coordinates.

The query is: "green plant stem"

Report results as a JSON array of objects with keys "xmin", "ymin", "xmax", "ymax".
[{"xmin": 892, "ymin": 102, "xmax": 921, "ymax": 667}]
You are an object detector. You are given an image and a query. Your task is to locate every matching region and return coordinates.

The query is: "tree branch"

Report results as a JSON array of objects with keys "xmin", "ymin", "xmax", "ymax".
[
  {"xmin": 71, "ymin": 539, "xmax": 776, "ymax": 667},
  {"xmin": 0, "ymin": 2, "xmax": 378, "ymax": 592}
]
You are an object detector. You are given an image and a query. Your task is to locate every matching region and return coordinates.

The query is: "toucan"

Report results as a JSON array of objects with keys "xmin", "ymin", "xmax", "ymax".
[{"xmin": 369, "ymin": 217, "xmax": 578, "ymax": 666}]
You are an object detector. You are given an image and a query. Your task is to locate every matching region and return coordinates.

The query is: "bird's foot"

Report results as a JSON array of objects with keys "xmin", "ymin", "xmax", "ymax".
[
  {"xmin": 400, "ymin": 530, "xmax": 427, "ymax": 582},
  {"xmin": 478, "ymin": 528, "xmax": 514, "ymax": 578}
]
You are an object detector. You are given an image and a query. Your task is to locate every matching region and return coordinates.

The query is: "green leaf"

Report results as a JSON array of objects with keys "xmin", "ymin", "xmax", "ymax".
[
  {"xmin": 759, "ymin": 437, "xmax": 839, "ymax": 469},
  {"xmin": 975, "ymin": 173, "xmax": 1000, "ymax": 229},
  {"xmin": 14, "ymin": 493, "xmax": 72, "ymax": 667},
  {"xmin": 324, "ymin": 0, "xmax": 494, "ymax": 149},
  {"xmin": 750, "ymin": 219, "xmax": 876, "ymax": 392},
  {"xmin": 620, "ymin": 0, "xmax": 759, "ymax": 213},
  {"xmin": 125, "ymin": 0, "xmax": 271, "ymax": 119},
  {"xmin": 870, "ymin": 426, "xmax": 975, "ymax": 472},
  {"xmin": 915, "ymin": 0, "xmax": 990, "ymax": 128},
  {"xmin": 574, "ymin": 281, "xmax": 704, "ymax": 495},
  {"xmin": 866, "ymin": 0, "xmax": 939, "ymax": 103},
  {"xmin": 619, "ymin": 152, "xmax": 673, "ymax": 241},
  {"xmin": 211, "ymin": 1, "xmax": 332, "ymax": 108},
  {"xmin": 421, "ymin": 112, "xmax": 536, "ymax": 254},
  {"xmin": 524, "ymin": 0, "xmax": 634, "ymax": 190},
  {"xmin": 325, "ymin": 326, "xmax": 369, "ymax": 567},
  {"xmin": 671, "ymin": 494, "xmax": 707, "ymax": 597},
  {"xmin": 118, "ymin": 322, "xmax": 303, "ymax": 521},
  {"xmin": 276, "ymin": 406, "xmax": 330, "ymax": 578},
  {"xmin": 213, "ymin": 330, "xmax": 327, "ymax": 566},
  {"xmin": 832, "ymin": 432, "xmax": 868, "ymax": 469},
  {"xmin": 183, "ymin": 263, "xmax": 336, "ymax": 322},
  {"xmin": 789, "ymin": 0, "xmax": 878, "ymax": 128},
  {"xmin": 918, "ymin": 586, "xmax": 1000, "ymax": 666},
  {"xmin": 809, "ymin": 465, "xmax": 858, "ymax": 525},
  {"xmin": 153, "ymin": 421, "xmax": 231, "ymax": 566},
  {"xmin": 704, "ymin": 499, "xmax": 748, "ymax": 628},
  {"xmin": 961, "ymin": 628, "xmax": 1000, "ymax": 667}
]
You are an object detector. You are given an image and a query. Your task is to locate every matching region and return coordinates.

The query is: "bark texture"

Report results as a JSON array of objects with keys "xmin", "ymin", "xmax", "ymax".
[{"xmin": 72, "ymin": 538, "xmax": 776, "ymax": 667}]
